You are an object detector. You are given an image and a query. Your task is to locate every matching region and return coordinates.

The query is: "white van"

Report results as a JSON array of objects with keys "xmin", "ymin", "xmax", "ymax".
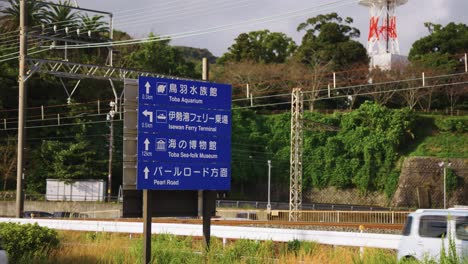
[{"xmin": 397, "ymin": 208, "xmax": 467, "ymax": 262}]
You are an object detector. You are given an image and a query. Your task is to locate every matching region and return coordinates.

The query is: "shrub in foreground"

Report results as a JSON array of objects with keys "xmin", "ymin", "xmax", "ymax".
[{"xmin": 0, "ymin": 222, "xmax": 59, "ymax": 263}]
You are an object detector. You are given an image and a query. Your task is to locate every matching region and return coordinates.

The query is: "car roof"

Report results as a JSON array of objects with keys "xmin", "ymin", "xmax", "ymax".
[{"xmin": 411, "ymin": 208, "xmax": 468, "ymax": 217}]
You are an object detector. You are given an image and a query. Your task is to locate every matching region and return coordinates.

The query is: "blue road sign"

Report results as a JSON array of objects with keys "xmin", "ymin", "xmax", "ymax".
[
  {"xmin": 138, "ymin": 105, "xmax": 231, "ymax": 136},
  {"xmin": 137, "ymin": 162, "xmax": 230, "ymax": 190},
  {"xmin": 137, "ymin": 133, "xmax": 231, "ymax": 164},
  {"xmin": 137, "ymin": 76, "xmax": 232, "ymax": 191},
  {"xmin": 139, "ymin": 76, "xmax": 231, "ymax": 110}
]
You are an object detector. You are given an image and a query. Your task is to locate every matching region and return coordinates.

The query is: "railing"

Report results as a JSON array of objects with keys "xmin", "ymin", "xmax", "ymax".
[
  {"xmin": 0, "ymin": 218, "xmax": 403, "ymax": 249},
  {"xmin": 216, "ymin": 209, "xmax": 410, "ymax": 225}
]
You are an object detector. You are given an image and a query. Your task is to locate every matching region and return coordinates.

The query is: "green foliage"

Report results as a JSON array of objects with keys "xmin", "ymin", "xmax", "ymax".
[
  {"xmin": 409, "ymin": 22, "xmax": 468, "ymax": 60},
  {"xmin": 295, "ymin": 12, "xmax": 368, "ymax": 70},
  {"xmin": 129, "ymin": 234, "xmax": 201, "ymax": 264},
  {"xmin": 0, "ymin": 0, "xmax": 47, "ymax": 32},
  {"xmin": 409, "ymin": 52, "xmax": 458, "ymax": 73},
  {"xmin": 0, "ymin": 222, "xmax": 59, "ymax": 263},
  {"xmin": 230, "ymin": 103, "xmax": 416, "ymax": 198},
  {"xmin": 435, "ymin": 117, "xmax": 468, "ymax": 133},
  {"xmin": 439, "ymin": 234, "xmax": 463, "ymax": 264},
  {"xmin": 175, "ymin": 46, "xmax": 217, "ymax": 64},
  {"xmin": 218, "ymin": 30, "xmax": 297, "ymax": 64},
  {"xmin": 303, "ymin": 102, "xmax": 414, "ymax": 195},
  {"xmin": 78, "ymin": 14, "xmax": 109, "ymax": 37},
  {"xmin": 410, "ymin": 115, "xmax": 468, "ymax": 158},
  {"xmin": 126, "ymin": 33, "xmax": 197, "ymax": 78},
  {"xmin": 43, "ymin": 0, "xmax": 79, "ymax": 29},
  {"xmin": 34, "ymin": 103, "xmax": 107, "ymax": 183},
  {"xmin": 410, "ymin": 132, "xmax": 468, "ymax": 158},
  {"xmin": 445, "ymin": 168, "xmax": 462, "ymax": 194}
]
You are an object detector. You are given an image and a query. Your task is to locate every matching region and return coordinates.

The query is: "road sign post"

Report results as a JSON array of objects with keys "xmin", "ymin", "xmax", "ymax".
[{"xmin": 136, "ymin": 73, "xmax": 231, "ymax": 262}]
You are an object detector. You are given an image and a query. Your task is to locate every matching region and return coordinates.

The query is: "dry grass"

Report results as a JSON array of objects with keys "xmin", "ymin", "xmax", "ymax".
[{"xmin": 40, "ymin": 231, "xmax": 397, "ymax": 264}]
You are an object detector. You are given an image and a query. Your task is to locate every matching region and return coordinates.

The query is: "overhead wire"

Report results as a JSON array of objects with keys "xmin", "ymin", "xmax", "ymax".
[
  {"xmin": 112, "ymin": 1, "xmax": 255, "ymax": 30},
  {"xmin": 0, "ymin": 0, "xmax": 356, "ymax": 64},
  {"xmin": 0, "ymin": 0, "xmax": 257, "ymax": 47},
  {"xmin": 48, "ymin": 0, "xmax": 357, "ymax": 49},
  {"xmin": 0, "ymin": 0, "xmax": 308, "ymax": 61},
  {"xmin": 0, "ymin": 70, "xmax": 465, "ymax": 122}
]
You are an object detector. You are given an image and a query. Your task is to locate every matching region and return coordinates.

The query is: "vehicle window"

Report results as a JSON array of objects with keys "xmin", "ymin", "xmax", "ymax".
[
  {"xmin": 402, "ymin": 216, "xmax": 413, "ymax": 236},
  {"xmin": 455, "ymin": 216, "xmax": 468, "ymax": 241},
  {"xmin": 419, "ymin": 215, "xmax": 447, "ymax": 238}
]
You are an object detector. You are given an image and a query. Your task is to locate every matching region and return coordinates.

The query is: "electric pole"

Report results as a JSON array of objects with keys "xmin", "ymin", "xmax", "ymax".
[
  {"xmin": 289, "ymin": 88, "xmax": 303, "ymax": 221},
  {"xmin": 16, "ymin": 0, "xmax": 27, "ymax": 218}
]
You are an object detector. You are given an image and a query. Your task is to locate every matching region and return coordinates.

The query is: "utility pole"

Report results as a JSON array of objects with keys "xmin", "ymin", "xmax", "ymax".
[{"xmin": 16, "ymin": 0, "xmax": 27, "ymax": 218}]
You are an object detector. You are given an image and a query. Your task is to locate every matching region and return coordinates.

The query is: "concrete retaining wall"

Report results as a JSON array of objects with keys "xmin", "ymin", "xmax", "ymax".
[{"xmin": 0, "ymin": 201, "xmax": 122, "ymax": 218}]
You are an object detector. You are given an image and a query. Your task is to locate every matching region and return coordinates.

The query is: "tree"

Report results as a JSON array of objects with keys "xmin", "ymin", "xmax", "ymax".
[
  {"xmin": 408, "ymin": 53, "xmax": 460, "ymax": 111},
  {"xmin": 295, "ymin": 13, "xmax": 368, "ymax": 70},
  {"xmin": 218, "ymin": 30, "xmax": 297, "ymax": 64},
  {"xmin": 282, "ymin": 59, "xmax": 330, "ymax": 111},
  {"xmin": 43, "ymin": 0, "xmax": 79, "ymax": 31},
  {"xmin": 214, "ymin": 61, "xmax": 287, "ymax": 101},
  {"xmin": 409, "ymin": 22, "xmax": 468, "ymax": 112},
  {"xmin": 79, "ymin": 14, "xmax": 109, "ymax": 38},
  {"xmin": 0, "ymin": 137, "xmax": 16, "ymax": 190},
  {"xmin": 0, "ymin": 0, "xmax": 46, "ymax": 32},
  {"xmin": 126, "ymin": 33, "xmax": 196, "ymax": 77},
  {"xmin": 35, "ymin": 103, "xmax": 107, "ymax": 183},
  {"xmin": 409, "ymin": 22, "xmax": 468, "ymax": 59}
]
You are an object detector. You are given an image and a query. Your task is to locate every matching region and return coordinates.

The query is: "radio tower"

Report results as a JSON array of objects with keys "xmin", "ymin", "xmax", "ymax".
[{"xmin": 359, "ymin": 0, "xmax": 408, "ymax": 70}]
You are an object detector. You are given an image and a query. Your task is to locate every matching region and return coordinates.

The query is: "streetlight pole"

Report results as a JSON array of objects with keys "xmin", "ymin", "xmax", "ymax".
[
  {"xmin": 107, "ymin": 101, "xmax": 116, "ymax": 202},
  {"xmin": 267, "ymin": 160, "xmax": 271, "ymax": 214},
  {"xmin": 438, "ymin": 161, "xmax": 451, "ymax": 209}
]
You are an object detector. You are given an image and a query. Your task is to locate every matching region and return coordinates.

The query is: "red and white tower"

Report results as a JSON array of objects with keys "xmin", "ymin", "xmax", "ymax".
[{"xmin": 359, "ymin": 0, "xmax": 408, "ymax": 69}]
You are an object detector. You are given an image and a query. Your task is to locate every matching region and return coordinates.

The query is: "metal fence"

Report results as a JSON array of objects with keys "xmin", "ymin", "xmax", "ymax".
[{"xmin": 216, "ymin": 209, "xmax": 410, "ymax": 224}]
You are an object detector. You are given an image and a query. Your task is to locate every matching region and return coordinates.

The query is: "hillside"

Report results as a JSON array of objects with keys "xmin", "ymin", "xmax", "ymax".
[
  {"xmin": 175, "ymin": 46, "xmax": 218, "ymax": 64},
  {"xmin": 228, "ymin": 105, "xmax": 467, "ymax": 207},
  {"xmin": 407, "ymin": 115, "xmax": 467, "ymax": 158}
]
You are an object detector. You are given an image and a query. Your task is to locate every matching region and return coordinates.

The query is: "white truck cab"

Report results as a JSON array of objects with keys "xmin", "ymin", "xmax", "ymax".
[{"xmin": 397, "ymin": 207, "xmax": 468, "ymax": 262}]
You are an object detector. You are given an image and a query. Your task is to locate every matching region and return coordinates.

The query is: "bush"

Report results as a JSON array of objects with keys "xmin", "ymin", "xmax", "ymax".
[
  {"xmin": 434, "ymin": 117, "xmax": 467, "ymax": 133},
  {"xmin": 0, "ymin": 222, "xmax": 59, "ymax": 263}
]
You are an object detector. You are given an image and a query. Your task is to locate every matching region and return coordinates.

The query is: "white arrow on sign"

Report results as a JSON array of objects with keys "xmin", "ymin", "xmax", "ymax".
[
  {"xmin": 145, "ymin": 81, "xmax": 151, "ymax": 94},
  {"xmin": 144, "ymin": 138, "xmax": 150, "ymax": 151},
  {"xmin": 142, "ymin": 110, "xmax": 153, "ymax": 123},
  {"xmin": 144, "ymin": 167, "xmax": 150, "ymax": 179}
]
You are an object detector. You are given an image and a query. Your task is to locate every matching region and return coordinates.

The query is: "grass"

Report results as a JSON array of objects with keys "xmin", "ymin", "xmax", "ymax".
[
  {"xmin": 409, "ymin": 131, "xmax": 468, "ymax": 158},
  {"xmin": 27, "ymin": 231, "xmax": 402, "ymax": 264},
  {"xmin": 406, "ymin": 114, "xmax": 468, "ymax": 158}
]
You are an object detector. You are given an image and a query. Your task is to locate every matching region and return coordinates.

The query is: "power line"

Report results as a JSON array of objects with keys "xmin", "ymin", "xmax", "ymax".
[
  {"xmin": 0, "ymin": 0, "xmax": 256, "ymax": 48},
  {"xmin": 0, "ymin": 70, "xmax": 465, "ymax": 122},
  {"xmin": 48, "ymin": 0, "xmax": 356, "ymax": 49},
  {"xmin": 112, "ymin": 1, "xmax": 254, "ymax": 30}
]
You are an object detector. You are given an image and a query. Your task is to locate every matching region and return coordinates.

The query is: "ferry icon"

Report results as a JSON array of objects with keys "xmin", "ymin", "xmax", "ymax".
[
  {"xmin": 156, "ymin": 82, "xmax": 167, "ymax": 95},
  {"xmin": 156, "ymin": 110, "xmax": 167, "ymax": 123}
]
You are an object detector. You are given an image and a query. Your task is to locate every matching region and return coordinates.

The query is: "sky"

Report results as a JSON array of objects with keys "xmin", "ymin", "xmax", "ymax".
[{"xmin": 65, "ymin": 0, "xmax": 467, "ymax": 57}]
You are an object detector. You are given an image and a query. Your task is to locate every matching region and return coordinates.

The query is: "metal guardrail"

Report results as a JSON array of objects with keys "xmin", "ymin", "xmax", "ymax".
[
  {"xmin": 216, "ymin": 209, "xmax": 410, "ymax": 225},
  {"xmin": 0, "ymin": 218, "xmax": 403, "ymax": 249},
  {"xmin": 216, "ymin": 200, "xmax": 388, "ymax": 211}
]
